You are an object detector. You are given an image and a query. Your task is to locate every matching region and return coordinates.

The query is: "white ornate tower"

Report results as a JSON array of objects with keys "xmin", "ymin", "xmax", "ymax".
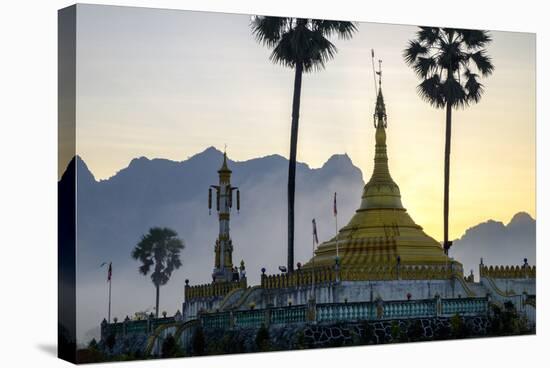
[{"xmin": 209, "ymin": 151, "xmax": 240, "ymax": 283}]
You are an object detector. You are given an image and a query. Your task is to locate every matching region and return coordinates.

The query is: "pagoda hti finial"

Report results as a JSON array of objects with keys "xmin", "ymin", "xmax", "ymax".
[{"xmin": 371, "ymin": 50, "xmax": 387, "ymax": 129}]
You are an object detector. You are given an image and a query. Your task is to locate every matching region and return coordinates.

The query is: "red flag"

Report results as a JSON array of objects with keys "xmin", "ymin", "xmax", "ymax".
[
  {"xmin": 312, "ymin": 219, "xmax": 319, "ymax": 244},
  {"xmin": 107, "ymin": 262, "xmax": 112, "ymax": 282},
  {"xmin": 333, "ymin": 192, "xmax": 337, "ymax": 216}
]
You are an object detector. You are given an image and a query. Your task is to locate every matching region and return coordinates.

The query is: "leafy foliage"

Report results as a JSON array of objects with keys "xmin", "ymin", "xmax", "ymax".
[
  {"xmin": 191, "ymin": 327, "xmax": 206, "ymax": 356},
  {"xmin": 161, "ymin": 334, "xmax": 181, "ymax": 358},
  {"xmin": 404, "ymin": 27, "xmax": 494, "ymax": 109},
  {"xmin": 105, "ymin": 333, "xmax": 116, "ymax": 352},
  {"xmin": 131, "ymin": 227, "xmax": 184, "ymax": 287},
  {"xmin": 450, "ymin": 314, "xmax": 470, "ymax": 338},
  {"xmin": 252, "ymin": 17, "xmax": 357, "ymax": 72},
  {"xmin": 489, "ymin": 302, "xmax": 532, "ymax": 335},
  {"xmin": 255, "ymin": 324, "xmax": 271, "ymax": 351},
  {"xmin": 407, "ymin": 319, "xmax": 425, "ymax": 342},
  {"xmin": 360, "ymin": 320, "xmax": 376, "ymax": 344},
  {"xmin": 88, "ymin": 338, "xmax": 99, "ymax": 350},
  {"xmin": 390, "ymin": 320, "xmax": 402, "ymax": 342}
]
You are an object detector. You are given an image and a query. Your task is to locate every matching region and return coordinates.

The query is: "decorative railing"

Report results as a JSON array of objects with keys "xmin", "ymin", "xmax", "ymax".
[
  {"xmin": 317, "ymin": 302, "xmax": 375, "ymax": 322},
  {"xmin": 261, "ymin": 266, "xmax": 335, "ymax": 289},
  {"xmin": 201, "ymin": 311, "xmax": 232, "ymax": 330},
  {"xmin": 233, "ymin": 309, "xmax": 265, "ymax": 328},
  {"xmin": 261, "ymin": 263, "xmax": 463, "ymax": 289},
  {"xmin": 103, "ymin": 297, "xmax": 488, "ymax": 340},
  {"xmin": 101, "ymin": 314, "xmax": 178, "ymax": 340},
  {"xmin": 480, "ymin": 265, "xmax": 536, "ymax": 279},
  {"xmin": 199, "ymin": 297, "xmax": 488, "ymax": 330},
  {"xmin": 270, "ymin": 305, "xmax": 307, "ymax": 325},
  {"xmin": 185, "ymin": 278, "xmax": 247, "ymax": 301},
  {"xmin": 441, "ymin": 298, "xmax": 488, "ymax": 316},
  {"xmin": 383, "ymin": 299, "xmax": 437, "ymax": 319}
]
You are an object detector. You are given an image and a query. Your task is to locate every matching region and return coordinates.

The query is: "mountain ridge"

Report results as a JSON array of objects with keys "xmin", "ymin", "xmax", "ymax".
[{"xmin": 62, "ymin": 149, "xmax": 534, "ymax": 342}]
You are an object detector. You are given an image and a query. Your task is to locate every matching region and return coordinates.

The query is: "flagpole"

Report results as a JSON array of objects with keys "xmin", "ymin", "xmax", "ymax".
[
  {"xmin": 108, "ymin": 277, "xmax": 112, "ymax": 323},
  {"xmin": 107, "ymin": 262, "xmax": 112, "ymax": 324},
  {"xmin": 312, "ymin": 224, "xmax": 315, "ymax": 301},
  {"xmin": 311, "ymin": 219, "xmax": 317, "ymax": 302},
  {"xmin": 334, "ymin": 192, "xmax": 339, "ymax": 260}
]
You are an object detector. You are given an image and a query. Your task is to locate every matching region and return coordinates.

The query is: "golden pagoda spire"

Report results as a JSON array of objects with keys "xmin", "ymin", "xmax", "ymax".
[
  {"xmin": 359, "ymin": 58, "xmax": 404, "ymax": 210},
  {"xmin": 304, "ymin": 52, "xmax": 457, "ymax": 277}
]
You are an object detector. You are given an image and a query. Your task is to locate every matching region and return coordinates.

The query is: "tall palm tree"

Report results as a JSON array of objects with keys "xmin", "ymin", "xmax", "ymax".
[
  {"xmin": 404, "ymin": 27, "xmax": 494, "ymax": 254},
  {"xmin": 131, "ymin": 227, "xmax": 184, "ymax": 317},
  {"xmin": 252, "ymin": 17, "xmax": 357, "ymax": 272}
]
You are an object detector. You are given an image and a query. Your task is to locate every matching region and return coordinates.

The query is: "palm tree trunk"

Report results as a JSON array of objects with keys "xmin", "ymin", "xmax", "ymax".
[
  {"xmin": 443, "ymin": 100, "xmax": 452, "ymax": 255},
  {"xmin": 287, "ymin": 62, "xmax": 303, "ymax": 273},
  {"xmin": 155, "ymin": 284, "xmax": 160, "ymax": 318}
]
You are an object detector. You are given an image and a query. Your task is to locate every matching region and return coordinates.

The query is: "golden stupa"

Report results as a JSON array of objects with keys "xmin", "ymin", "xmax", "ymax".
[{"xmin": 305, "ymin": 69, "xmax": 460, "ymax": 279}]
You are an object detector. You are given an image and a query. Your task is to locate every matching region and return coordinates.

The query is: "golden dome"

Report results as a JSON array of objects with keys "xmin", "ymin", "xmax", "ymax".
[{"xmin": 304, "ymin": 84, "xmax": 460, "ymax": 277}]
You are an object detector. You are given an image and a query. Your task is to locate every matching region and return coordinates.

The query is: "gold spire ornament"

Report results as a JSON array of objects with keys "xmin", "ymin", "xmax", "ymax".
[{"xmin": 303, "ymin": 53, "xmax": 460, "ymax": 279}]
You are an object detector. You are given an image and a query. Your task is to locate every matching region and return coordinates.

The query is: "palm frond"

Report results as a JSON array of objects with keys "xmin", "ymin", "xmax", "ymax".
[
  {"xmin": 311, "ymin": 20, "xmax": 357, "ymax": 39},
  {"xmin": 251, "ymin": 16, "xmax": 288, "ymax": 47},
  {"xmin": 417, "ymin": 75, "xmax": 445, "ymax": 108},
  {"xmin": 417, "ymin": 26, "xmax": 440, "ymax": 46},
  {"xmin": 132, "ymin": 227, "xmax": 184, "ymax": 284},
  {"xmin": 464, "ymin": 73, "xmax": 484, "ymax": 103},
  {"xmin": 442, "ymin": 28, "xmax": 457, "ymax": 42},
  {"xmin": 413, "ymin": 56, "xmax": 438, "ymax": 78},
  {"xmin": 404, "ymin": 40, "xmax": 428, "ymax": 65},
  {"xmin": 443, "ymin": 76, "xmax": 468, "ymax": 108},
  {"xmin": 269, "ymin": 24, "xmax": 337, "ymax": 72},
  {"xmin": 469, "ymin": 50, "xmax": 494, "ymax": 76},
  {"xmin": 252, "ymin": 16, "xmax": 354, "ymax": 73},
  {"xmin": 458, "ymin": 29, "xmax": 492, "ymax": 48}
]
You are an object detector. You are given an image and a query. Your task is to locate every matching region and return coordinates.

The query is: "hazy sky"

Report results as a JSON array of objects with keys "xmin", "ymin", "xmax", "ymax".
[{"xmin": 72, "ymin": 4, "xmax": 535, "ymax": 241}]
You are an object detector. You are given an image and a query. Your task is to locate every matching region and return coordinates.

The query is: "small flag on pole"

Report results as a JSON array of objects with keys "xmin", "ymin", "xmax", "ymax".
[
  {"xmin": 312, "ymin": 219, "xmax": 319, "ymax": 244},
  {"xmin": 107, "ymin": 262, "xmax": 112, "ymax": 282},
  {"xmin": 333, "ymin": 192, "xmax": 337, "ymax": 216}
]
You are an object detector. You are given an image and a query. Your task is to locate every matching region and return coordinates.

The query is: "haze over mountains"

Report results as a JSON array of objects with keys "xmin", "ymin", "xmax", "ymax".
[
  {"xmin": 61, "ymin": 147, "xmax": 535, "ymax": 342},
  {"xmin": 451, "ymin": 212, "xmax": 536, "ymax": 278},
  {"xmin": 68, "ymin": 147, "xmax": 364, "ymax": 342}
]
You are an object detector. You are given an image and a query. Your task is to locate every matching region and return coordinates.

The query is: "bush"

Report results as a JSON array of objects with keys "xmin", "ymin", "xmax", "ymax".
[
  {"xmin": 161, "ymin": 334, "xmax": 180, "ymax": 358},
  {"xmin": 255, "ymin": 324, "xmax": 271, "ymax": 351},
  {"xmin": 360, "ymin": 321, "xmax": 376, "ymax": 344},
  {"xmin": 105, "ymin": 334, "xmax": 116, "ymax": 352},
  {"xmin": 88, "ymin": 338, "xmax": 99, "ymax": 350},
  {"xmin": 407, "ymin": 319, "xmax": 425, "ymax": 342},
  {"xmin": 450, "ymin": 314, "xmax": 469, "ymax": 338},
  {"xmin": 390, "ymin": 321, "xmax": 402, "ymax": 342},
  {"xmin": 191, "ymin": 327, "xmax": 206, "ymax": 356},
  {"xmin": 489, "ymin": 302, "xmax": 532, "ymax": 336},
  {"xmin": 295, "ymin": 330, "xmax": 308, "ymax": 349}
]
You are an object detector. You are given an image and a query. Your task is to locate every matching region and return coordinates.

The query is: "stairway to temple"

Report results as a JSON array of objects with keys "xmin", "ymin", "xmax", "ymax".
[{"xmin": 465, "ymin": 282, "xmax": 489, "ymax": 297}]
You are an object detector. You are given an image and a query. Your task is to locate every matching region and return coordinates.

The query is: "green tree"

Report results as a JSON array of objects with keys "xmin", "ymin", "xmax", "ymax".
[
  {"xmin": 88, "ymin": 338, "xmax": 99, "ymax": 351},
  {"xmin": 161, "ymin": 334, "xmax": 180, "ymax": 358},
  {"xmin": 255, "ymin": 324, "xmax": 271, "ymax": 351},
  {"xmin": 131, "ymin": 227, "xmax": 184, "ymax": 317},
  {"xmin": 407, "ymin": 319, "xmax": 425, "ymax": 342},
  {"xmin": 390, "ymin": 320, "xmax": 402, "ymax": 342},
  {"xmin": 105, "ymin": 334, "xmax": 116, "ymax": 352},
  {"xmin": 191, "ymin": 327, "xmax": 206, "ymax": 356},
  {"xmin": 360, "ymin": 320, "xmax": 376, "ymax": 344},
  {"xmin": 450, "ymin": 314, "xmax": 468, "ymax": 338},
  {"xmin": 252, "ymin": 17, "xmax": 356, "ymax": 271},
  {"xmin": 404, "ymin": 28, "xmax": 494, "ymax": 254}
]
